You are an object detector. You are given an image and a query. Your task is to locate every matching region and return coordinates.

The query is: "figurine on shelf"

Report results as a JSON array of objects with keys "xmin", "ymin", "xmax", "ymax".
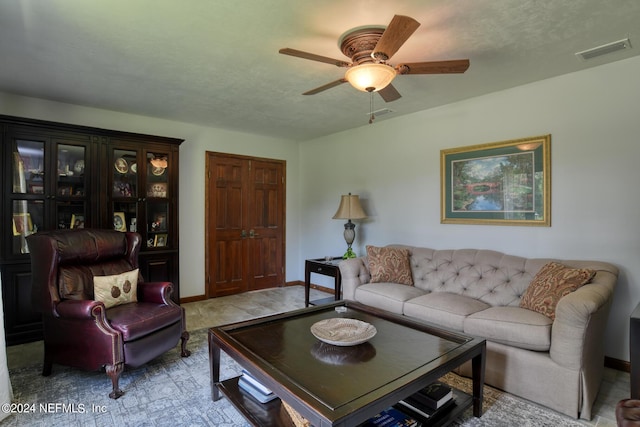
[{"xmin": 113, "ymin": 182, "xmax": 132, "ymax": 197}]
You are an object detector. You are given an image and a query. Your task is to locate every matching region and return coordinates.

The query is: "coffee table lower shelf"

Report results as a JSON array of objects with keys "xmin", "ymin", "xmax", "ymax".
[{"xmin": 217, "ymin": 376, "xmax": 473, "ymax": 427}]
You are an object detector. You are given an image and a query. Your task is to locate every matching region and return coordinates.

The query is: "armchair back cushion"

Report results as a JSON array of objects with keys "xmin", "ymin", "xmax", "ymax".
[{"xmin": 31, "ymin": 229, "xmax": 142, "ymax": 311}]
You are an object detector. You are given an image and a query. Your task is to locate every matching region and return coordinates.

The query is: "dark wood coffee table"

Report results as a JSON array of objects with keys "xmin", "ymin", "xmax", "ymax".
[{"xmin": 209, "ymin": 301, "xmax": 485, "ymax": 427}]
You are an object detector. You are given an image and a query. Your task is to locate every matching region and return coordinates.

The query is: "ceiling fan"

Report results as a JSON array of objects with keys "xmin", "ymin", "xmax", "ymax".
[{"xmin": 279, "ymin": 15, "xmax": 470, "ymax": 103}]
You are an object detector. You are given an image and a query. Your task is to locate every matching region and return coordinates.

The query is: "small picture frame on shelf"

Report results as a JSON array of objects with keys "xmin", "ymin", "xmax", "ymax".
[
  {"xmin": 147, "ymin": 182, "xmax": 167, "ymax": 198},
  {"xmin": 70, "ymin": 214, "xmax": 85, "ymax": 229},
  {"xmin": 29, "ymin": 184, "xmax": 44, "ymax": 194},
  {"xmin": 59, "ymin": 186, "xmax": 73, "ymax": 196},
  {"xmin": 150, "ymin": 214, "xmax": 167, "ymax": 231},
  {"xmin": 12, "ymin": 213, "xmax": 34, "ymax": 236},
  {"xmin": 113, "ymin": 181, "xmax": 132, "ymax": 197},
  {"xmin": 154, "ymin": 234, "xmax": 167, "ymax": 247},
  {"xmin": 113, "ymin": 212, "xmax": 127, "ymax": 232},
  {"xmin": 130, "ymin": 217, "xmax": 137, "ymax": 232}
]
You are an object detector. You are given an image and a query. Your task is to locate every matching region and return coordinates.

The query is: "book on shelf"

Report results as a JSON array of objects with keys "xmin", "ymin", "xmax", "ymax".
[
  {"xmin": 411, "ymin": 382, "xmax": 453, "ymax": 410},
  {"xmin": 396, "ymin": 395, "xmax": 456, "ymax": 422},
  {"xmin": 360, "ymin": 406, "xmax": 418, "ymax": 427},
  {"xmin": 241, "ymin": 369, "xmax": 273, "ymax": 395},
  {"xmin": 238, "ymin": 370, "xmax": 277, "ymax": 404}
]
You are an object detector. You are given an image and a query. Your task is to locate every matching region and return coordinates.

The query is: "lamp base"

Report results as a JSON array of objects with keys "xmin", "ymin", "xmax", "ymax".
[{"xmin": 343, "ymin": 247, "xmax": 357, "ymax": 259}]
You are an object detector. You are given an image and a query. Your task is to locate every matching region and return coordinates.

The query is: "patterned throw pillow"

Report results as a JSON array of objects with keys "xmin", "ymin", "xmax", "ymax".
[
  {"xmin": 520, "ymin": 262, "xmax": 595, "ymax": 320},
  {"xmin": 93, "ymin": 269, "xmax": 139, "ymax": 309},
  {"xmin": 366, "ymin": 246, "xmax": 414, "ymax": 286}
]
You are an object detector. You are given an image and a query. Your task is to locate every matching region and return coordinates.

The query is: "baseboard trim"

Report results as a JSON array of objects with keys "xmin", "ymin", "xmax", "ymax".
[
  {"xmin": 180, "ymin": 282, "xmax": 332, "ymax": 304},
  {"xmin": 180, "ymin": 294, "xmax": 207, "ymax": 304},
  {"xmin": 606, "ymin": 356, "xmax": 630, "ymax": 372}
]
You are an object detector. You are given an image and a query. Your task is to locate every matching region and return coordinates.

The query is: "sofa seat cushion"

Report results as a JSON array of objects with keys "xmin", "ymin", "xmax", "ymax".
[
  {"xmin": 464, "ymin": 306, "xmax": 552, "ymax": 351},
  {"xmin": 403, "ymin": 292, "xmax": 491, "ymax": 331},
  {"xmin": 107, "ymin": 302, "xmax": 182, "ymax": 342},
  {"xmin": 354, "ymin": 282, "xmax": 425, "ymax": 314}
]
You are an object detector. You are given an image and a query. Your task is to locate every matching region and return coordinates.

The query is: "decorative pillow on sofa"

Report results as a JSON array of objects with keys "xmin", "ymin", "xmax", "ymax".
[
  {"xmin": 93, "ymin": 269, "xmax": 139, "ymax": 309},
  {"xmin": 366, "ymin": 245, "xmax": 413, "ymax": 286},
  {"xmin": 520, "ymin": 262, "xmax": 595, "ymax": 320}
]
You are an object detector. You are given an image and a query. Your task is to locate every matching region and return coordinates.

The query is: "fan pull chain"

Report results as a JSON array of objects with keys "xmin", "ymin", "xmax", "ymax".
[{"xmin": 368, "ymin": 88, "xmax": 375, "ymax": 124}]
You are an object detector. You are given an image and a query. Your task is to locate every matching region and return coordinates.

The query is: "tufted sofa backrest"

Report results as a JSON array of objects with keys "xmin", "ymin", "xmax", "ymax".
[{"xmin": 386, "ymin": 245, "xmax": 617, "ymax": 307}]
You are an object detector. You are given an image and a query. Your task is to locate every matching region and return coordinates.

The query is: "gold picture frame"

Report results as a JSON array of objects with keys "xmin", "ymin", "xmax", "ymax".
[
  {"xmin": 154, "ymin": 234, "xmax": 167, "ymax": 247},
  {"xmin": 441, "ymin": 135, "xmax": 551, "ymax": 226},
  {"xmin": 70, "ymin": 214, "xmax": 85, "ymax": 229},
  {"xmin": 113, "ymin": 212, "xmax": 127, "ymax": 232},
  {"xmin": 12, "ymin": 213, "xmax": 34, "ymax": 236}
]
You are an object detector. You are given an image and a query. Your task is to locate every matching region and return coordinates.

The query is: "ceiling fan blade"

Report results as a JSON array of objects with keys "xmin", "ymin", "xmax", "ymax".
[
  {"xmin": 279, "ymin": 48, "xmax": 350, "ymax": 67},
  {"xmin": 372, "ymin": 15, "xmax": 420, "ymax": 61},
  {"xmin": 377, "ymin": 84, "xmax": 401, "ymax": 102},
  {"xmin": 303, "ymin": 79, "xmax": 348, "ymax": 95},
  {"xmin": 396, "ymin": 59, "xmax": 470, "ymax": 75}
]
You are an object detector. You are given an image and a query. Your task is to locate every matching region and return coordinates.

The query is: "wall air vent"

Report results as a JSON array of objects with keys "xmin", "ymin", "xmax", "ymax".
[{"xmin": 575, "ymin": 38, "xmax": 631, "ymax": 61}]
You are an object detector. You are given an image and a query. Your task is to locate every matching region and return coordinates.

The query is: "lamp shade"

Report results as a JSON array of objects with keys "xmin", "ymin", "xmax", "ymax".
[
  {"xmin": 344, "ymin": 63, "xmax": 397, "ymax": 92},
  {"xmin": 333, "ymin": 194, "xmax": 367, "ymax": 220}
]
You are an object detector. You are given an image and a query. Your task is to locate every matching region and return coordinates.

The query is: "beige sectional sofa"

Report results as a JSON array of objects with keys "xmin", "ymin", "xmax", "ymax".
[{"xmin": 339, "ymin": 245, "xmax": 618, "ymax": 420}]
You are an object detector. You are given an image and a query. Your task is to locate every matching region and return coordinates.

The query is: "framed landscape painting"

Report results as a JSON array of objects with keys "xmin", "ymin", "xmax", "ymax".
[{"xmin": 441, "ymin": 135, "xmax": 551, "ymax": 226}]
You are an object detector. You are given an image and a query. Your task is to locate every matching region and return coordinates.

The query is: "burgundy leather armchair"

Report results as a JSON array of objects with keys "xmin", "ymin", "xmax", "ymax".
[{"xmin": 28, "ymin": 229, "xmax": 190, "ymax": 399}]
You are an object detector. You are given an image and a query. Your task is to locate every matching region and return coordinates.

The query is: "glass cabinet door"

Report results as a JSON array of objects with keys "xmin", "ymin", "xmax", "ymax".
[
  {"xmin": 11, "ymin": 200, "xmax": 42, "ymax": 254},
  {"xmin": 145, "ymin": 151, "xmax": 171, "ymax": 249},
  {"xmin": 56, "ymin": 143, "xmax": 88, "ymax": 229},
  {"xmin": 9, "ymin": 136, "xmax": 94, "ymax": 255},
  {"xmin": 10, "ymin": 139, "xmax": 45, "ymax": 255},
  {"xmin": 12, "ymin": 139, "xmax": 45, "ymax": 196},
  {"xmin": 111, "ymin": 149, "xmax": 139, "ymax": 234}
]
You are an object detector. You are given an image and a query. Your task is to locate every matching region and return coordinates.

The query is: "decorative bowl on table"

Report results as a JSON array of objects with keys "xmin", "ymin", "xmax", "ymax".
[{"xmin": 310, "ymin": 318, "xmax": 377, "ymax": 346}]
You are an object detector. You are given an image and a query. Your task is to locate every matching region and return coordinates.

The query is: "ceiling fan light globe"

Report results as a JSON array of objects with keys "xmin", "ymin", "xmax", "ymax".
[{"xmin": 344, "ymin": 63, "xmax": 396, "ymax": 92}]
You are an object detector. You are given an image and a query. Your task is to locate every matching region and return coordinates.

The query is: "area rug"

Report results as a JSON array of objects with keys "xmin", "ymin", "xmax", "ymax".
[{"xmin": 2, "ymin": 329, "xmax": 586, "ymax": 426}]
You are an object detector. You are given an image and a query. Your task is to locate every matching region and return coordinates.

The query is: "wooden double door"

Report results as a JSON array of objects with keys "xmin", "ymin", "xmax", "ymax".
[{"xmin": 205, "ymin": 152, "xmax": 285, "ymax": 297}]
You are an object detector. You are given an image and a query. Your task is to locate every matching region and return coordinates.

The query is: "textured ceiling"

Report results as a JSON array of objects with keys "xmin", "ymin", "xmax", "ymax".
[{"xmin": 0, "ymin": 1, "xmax": 639, "ymax": 141}]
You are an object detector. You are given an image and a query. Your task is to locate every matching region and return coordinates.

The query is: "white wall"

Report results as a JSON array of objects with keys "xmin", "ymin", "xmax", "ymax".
[
  {"xmin": 0, "ymin": 93, "xmax": 301, "ymax": 299},
  {"xmin": 1, "ymin": 54, "xmax": 638, "ymax": 362},
  {"xmin": 299, "ymin": 55, "xmax": 640, "ymax": 362}
]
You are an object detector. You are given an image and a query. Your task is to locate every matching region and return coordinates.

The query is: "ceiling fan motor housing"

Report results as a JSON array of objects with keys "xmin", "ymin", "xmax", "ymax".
[{"xmin": 339, "ymin": 27, "xmax": 386, "ymax": 65}]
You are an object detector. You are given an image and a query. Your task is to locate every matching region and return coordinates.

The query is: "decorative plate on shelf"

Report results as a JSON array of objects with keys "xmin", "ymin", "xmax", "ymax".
[
  {"xmin": 114, "ymin": 158, "xmax": 128, "ymax": 174},
  {"xmin": 310, "ymin": 318, "xmax": 377, "ymax": 346},
  {"xmin": 130, "ymin": 162, "xmax": 137, "ymax": 174},
  {"xmin": 152, "ymin": 166, "xmax": 165, "ymax": 176}
]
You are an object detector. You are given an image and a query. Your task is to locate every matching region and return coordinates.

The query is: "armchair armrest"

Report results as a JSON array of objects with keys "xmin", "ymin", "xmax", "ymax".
[
  {"xmin": 550, "ymin": 266, "xmax": 618, "ymax": 369},
  {"xmin": 55, "ymin": 299, "xmax": 103, "ymax": 319},
  {"xmin": 137, "ymin": 281, "xmax": 175, "ymax": 305},
  {"xmin": 339, "ymin": 257, "xmax": 370, "ymax": 300}
]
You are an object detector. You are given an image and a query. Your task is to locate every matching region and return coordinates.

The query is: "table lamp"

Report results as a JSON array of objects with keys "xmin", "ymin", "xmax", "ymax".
[{"xmin": 332, "ymin": 193, "xmax": 367, "ymax": 259}]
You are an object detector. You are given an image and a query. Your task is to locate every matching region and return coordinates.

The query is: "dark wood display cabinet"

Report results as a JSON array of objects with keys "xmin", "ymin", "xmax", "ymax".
[{"xmin": 0, "ymin": 115, "xmax": 183, "ymax": 345}]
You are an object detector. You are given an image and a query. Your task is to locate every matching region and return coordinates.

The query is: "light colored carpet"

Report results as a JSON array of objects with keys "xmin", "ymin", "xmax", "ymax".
[{"xmin": 1, "ymin": 327, "xmax": 591, "ymax": 427}]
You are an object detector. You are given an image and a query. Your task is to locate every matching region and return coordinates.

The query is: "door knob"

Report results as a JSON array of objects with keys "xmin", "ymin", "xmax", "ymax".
[
  {"xmin": 241, "ymin": 230, "xmax": 247, "ymax": 238},
  {"xmin": 249, "ymin": 229, "xmax": 259, "ymax": 238}
]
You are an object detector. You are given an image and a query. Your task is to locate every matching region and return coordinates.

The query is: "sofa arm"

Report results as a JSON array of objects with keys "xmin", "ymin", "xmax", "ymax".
[
  {"xmin": 549, "ymin": 267, "xmax": 617, "ymax": 369},
  {"xmin": 138, "ymin": 281, "xmax": 175, "ymax": 305},
  {"xmin": 339, "ymin": 257, "xmax": 371, "ymax": 300}
]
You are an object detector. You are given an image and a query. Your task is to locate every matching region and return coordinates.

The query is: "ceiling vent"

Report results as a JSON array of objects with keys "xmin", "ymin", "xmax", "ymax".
[
  {"xmin": 365, "ymin": 108, "xmax": 394, "ymax": 117},
  {"xmin": 575, "ymin": 38, "xmax": 631, "ymax": 61}
]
